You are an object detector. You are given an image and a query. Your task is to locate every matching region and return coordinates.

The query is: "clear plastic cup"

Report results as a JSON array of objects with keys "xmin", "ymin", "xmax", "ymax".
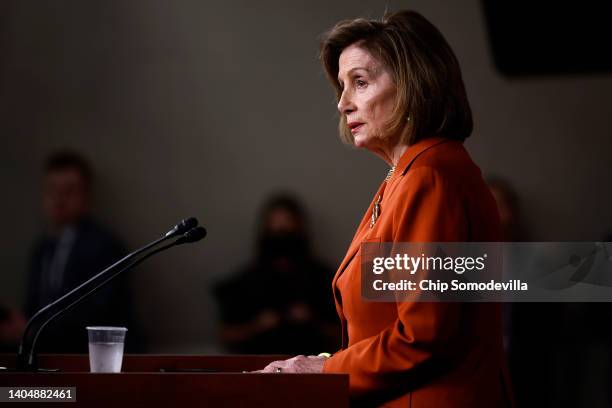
[{"xmin": 86, "ymin": 326, "xmax": 127, "ymax": 373}]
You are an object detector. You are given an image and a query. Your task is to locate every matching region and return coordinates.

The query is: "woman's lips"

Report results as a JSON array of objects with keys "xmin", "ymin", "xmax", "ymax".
[{"xmin": 349, "ymin": 123, "xmax": 364, "ymax": 133}]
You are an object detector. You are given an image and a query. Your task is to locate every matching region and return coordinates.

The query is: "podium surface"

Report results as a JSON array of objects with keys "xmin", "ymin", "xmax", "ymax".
[{"xmin": 0, "ymin": 354, "xmax": 348, "ymax": 407}]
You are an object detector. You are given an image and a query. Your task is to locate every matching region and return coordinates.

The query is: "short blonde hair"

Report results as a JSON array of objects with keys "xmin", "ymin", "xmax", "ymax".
[{"xmin": 320, "ymin": 10, "xmax": 473, "ymax": 145}]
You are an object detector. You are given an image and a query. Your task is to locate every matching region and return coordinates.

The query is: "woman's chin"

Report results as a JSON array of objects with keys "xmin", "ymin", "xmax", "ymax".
[
  {"xmin": 354, "ymin": 135, "xmax": 382, "ymax": 154},
  {"xmin": 353, "ymin": 134, "xmax": 370, "ymax": 149}
]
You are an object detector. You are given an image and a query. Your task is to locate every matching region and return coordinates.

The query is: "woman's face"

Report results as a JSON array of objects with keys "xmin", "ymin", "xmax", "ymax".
[{"xmin": 337, "ymin": 44, "xmax": 398, "ymax": 150}]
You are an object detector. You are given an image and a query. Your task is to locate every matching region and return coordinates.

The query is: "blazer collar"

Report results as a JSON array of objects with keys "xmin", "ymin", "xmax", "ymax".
[{"xmin": 397, "ymin": 137, "xmax": 452, "ymax": 176}]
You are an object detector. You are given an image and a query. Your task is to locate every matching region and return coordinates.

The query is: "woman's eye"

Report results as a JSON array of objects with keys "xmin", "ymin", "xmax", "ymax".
[{"xmin": 355, "ymin": 79, "xmax": 367, "ymax": 88}]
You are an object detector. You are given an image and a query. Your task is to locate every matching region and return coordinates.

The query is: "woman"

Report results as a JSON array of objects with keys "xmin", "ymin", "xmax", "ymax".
[{"xmin": 258, "ymin": 10, "xmax": 512, "ymax": 407}]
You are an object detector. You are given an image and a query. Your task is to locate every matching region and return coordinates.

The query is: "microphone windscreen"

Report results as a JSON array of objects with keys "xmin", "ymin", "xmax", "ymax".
[
  {"xmin": 178, "ymin": 217, "xmax": 199, "ymax": 234},
  {"xmin": 166, "ymin": 217, "xmax": 199, "ymax": 238},
  {"xmin": 184, "ymin": 227, "xmax": 207, "ymax": 243}
]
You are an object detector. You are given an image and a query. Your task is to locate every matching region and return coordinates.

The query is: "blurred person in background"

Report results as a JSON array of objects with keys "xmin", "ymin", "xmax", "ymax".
[
  {"xmin": 487, "ymin": 177, "xmax": 529, "ymax": 351},
  {"xmin": 23, "ymin": 151, "xmax": 143, "ymax": 353},
  {"xmin": 0, "ymin": 304, "xmax": 26, "ymax": 353},
  {"xmin": 490, "ymin": 177, "xmax": 612, "ymax": 407},
  {"xmin": 487, "ymin": 177, "xmax": 528, "ymax": 242},
  {"xmin": 214, "ymin": 193, "xmax": 339, "ymax": 355},
  {"xmin": 487, "ymin": 177, "xmax": 548, "ymax": 406}
]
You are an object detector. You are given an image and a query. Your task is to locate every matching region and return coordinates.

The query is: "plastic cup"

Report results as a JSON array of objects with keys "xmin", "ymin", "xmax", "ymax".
[{"xmin": 86, "ymin": 326, "xmax": 127, "ymax": 373}]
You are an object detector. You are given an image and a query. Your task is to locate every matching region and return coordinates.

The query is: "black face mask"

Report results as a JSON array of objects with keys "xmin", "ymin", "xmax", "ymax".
[{"xmin": 259, "ymin": 231, "xmax": 308, "ymax": 260}]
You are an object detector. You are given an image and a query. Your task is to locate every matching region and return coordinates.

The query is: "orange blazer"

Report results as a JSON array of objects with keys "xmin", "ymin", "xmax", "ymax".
[{"xmin": 322, "ymin": 137, "xmax": 513, "ymax": 407}]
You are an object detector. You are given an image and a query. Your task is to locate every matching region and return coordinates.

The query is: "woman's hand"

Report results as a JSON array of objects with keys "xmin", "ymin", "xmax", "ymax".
[{"xmin": 255, "ymin": 355, "xmax": 326, "ymax": 373}]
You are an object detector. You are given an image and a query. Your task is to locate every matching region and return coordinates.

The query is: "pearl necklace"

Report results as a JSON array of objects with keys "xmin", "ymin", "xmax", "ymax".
[{"xmin": 385, "ymin": 165, "xmax": 396, "ymax": 181}]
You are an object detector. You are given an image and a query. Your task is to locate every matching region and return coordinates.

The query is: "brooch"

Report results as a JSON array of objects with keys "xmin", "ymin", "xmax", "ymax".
[{"xmin": 370, "ymin": 195, "xmax": 381, "ymax": 228}]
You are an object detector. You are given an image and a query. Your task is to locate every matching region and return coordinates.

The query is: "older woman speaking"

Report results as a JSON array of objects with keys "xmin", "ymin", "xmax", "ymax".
[{"xmin": 258, "ymin": 10, "xmax": 512, "ymax": 407}]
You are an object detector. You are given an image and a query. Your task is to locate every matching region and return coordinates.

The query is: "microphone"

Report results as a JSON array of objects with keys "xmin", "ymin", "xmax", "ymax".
[
  {"xmin": 175, "ymin": 227, "xmax": 207, "ymax": 245},
  {"xmin": 16, "ymin": 220, "xmax": 206, "ymax": 371},
  {"xmin": 165, "ymin": 217, "xmax": 198, "ymax": 238}
]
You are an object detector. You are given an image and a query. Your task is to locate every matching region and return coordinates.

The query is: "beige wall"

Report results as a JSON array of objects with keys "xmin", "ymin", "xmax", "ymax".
[{"xmin": 1, "ymin": 0, "xmax": 611, "ymax": 352}]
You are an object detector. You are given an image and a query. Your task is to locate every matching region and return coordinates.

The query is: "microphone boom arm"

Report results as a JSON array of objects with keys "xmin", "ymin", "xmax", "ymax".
[
  {"xmin": 16, "ymin": 219, "xmax": 203, "ymax": 371},
  {"xmin": 19, "ymin": 240, "xmax": 178, "ymax": 370}
]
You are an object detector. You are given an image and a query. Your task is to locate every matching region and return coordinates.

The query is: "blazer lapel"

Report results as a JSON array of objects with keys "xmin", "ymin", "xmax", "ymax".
[{"xmin": 331, "ymin": 181, "xmax": 386, "ymax": 310}]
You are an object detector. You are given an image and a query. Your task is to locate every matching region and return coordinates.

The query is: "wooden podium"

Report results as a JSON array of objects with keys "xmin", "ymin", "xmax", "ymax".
[{"xmin": 0, "ymin": 354, "xmax": 349, "ymax": 407}]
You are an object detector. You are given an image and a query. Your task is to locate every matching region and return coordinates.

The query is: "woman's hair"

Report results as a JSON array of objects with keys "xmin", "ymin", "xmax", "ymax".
[{"xmin": 320, "ymin": 10, "xmax": 473, "ymax": 145}]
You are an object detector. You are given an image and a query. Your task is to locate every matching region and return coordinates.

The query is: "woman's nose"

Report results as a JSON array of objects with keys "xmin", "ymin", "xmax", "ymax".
[{"xmin": 337, "ymin": 90, "xmax": 355, "ymax": 115}]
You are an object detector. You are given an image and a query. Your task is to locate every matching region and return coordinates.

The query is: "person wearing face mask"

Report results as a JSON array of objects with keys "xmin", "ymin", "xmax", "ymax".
[
  {"xmin": 214, "ymin": 193, "xmax": 339, "ymax": 355},
  {"xmin": 258, "ymin": 10, "xmax": 513, "ymax": 408}
]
